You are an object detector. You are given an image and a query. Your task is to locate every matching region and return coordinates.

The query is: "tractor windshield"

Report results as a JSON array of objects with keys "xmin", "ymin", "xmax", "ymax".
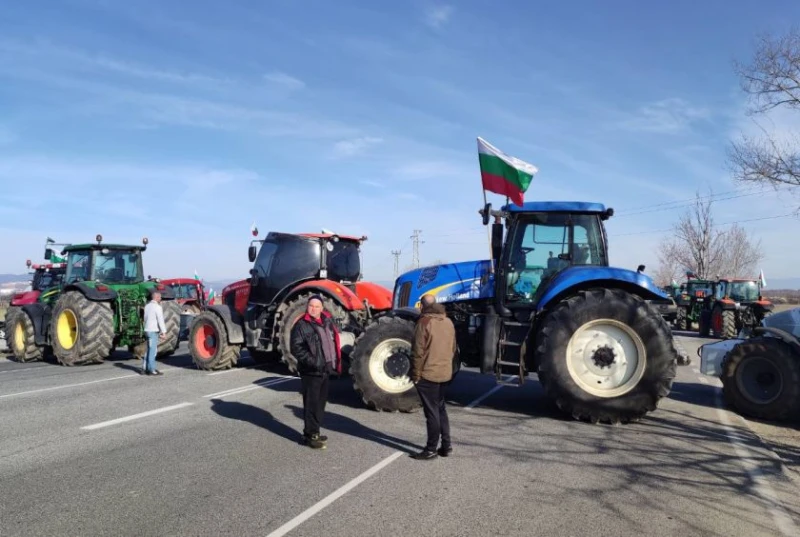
[
  {"xmin": 33, "ymin": 269, "xmax": 64, "ymax": 291},
  {"xmin": 94, "ymin": 250, "xmax": 143, "ymax": 283},
  {"xmin": 686, "ymin": 281, "xmax": 714, "ymax": 298},
  {"xmin": 505, "ymin": 213, "xmax": 606, "ymax": 302},
  {"xmin": 327, "ymin": 240, "xmax": 361, "ymax": 282},
  {"xmin": 727, "ymin": 281, "xmax": 759, "ymax": 302},
  {"xmin": 169, "ymin": 283, "xmax": 201, "ymax": 300}
]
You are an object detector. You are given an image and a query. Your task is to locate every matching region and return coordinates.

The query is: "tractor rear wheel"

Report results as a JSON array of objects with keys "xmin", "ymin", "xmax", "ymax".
[
  {"xmin": 51, "ymin": 291, "xmax": 114, "ymax": 366},
  {"xmin": 698, "ymin": 310, "xmax": 711, "ymax": 337},
  {"xmin": 348, "ymin": 315, "xmax": 421, "ymax": 412},
  {"xmin": 248, "ymin": 348, "xmax": 281, "ymax": 365},
  {"xmin": 722, "ymin": 338, "xmax": 800, "ymax": 422},
  {"xmin": 7, "ymin": 309, "xmax": 44, "ymax": 362},
  {"xmin": 188, "ymin": 311, "xmax": 240, "ymax": 370},
  {"xmin": 535, "ymin": 288, "xmax": 677, "ymax": 424},
  {"xmin": 711, "ymin": 305, "xmax": 736, "ymax": 339},
  {"xmin": 157, "ymin": 300, "xmax": 181, "ymax": 357},
  {"xmin": 676, "ymin": 308, "xmax": 687, "ymax": 331}
]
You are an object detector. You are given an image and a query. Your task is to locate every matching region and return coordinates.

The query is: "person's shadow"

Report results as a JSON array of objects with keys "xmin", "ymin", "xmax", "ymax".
[{"xmin": 209, "ymin": 399, "xmax": 303, "ymax": 444}]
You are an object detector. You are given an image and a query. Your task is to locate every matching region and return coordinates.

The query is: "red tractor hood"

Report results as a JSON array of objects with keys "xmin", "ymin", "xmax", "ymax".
[{"xmin": 11, "ymin": 290, "xmax": 41, "ymax": 306}]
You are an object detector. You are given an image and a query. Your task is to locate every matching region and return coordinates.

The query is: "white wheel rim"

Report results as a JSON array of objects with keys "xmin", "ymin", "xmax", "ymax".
[
  {"xmin": 565, "ymin": 319, "xmax": 646, "ymax": 398},
  {"xmin": 368, "ymin": 338, "xmax": 413, "ymax": 394}
]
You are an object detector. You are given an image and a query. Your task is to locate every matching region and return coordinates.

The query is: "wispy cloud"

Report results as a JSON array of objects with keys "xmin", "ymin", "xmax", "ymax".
[
  {"xmin": 332, "ymin": 136, "xmax": 383, "ymax": 157},
  {"xmin": 424, "ymin": 5, "xmax": 454, "ymax": 29},
  {"xmin": 361, "ymin": 180, "xmax": 383, "ymax": 187},
  {"xmin": 619, "ymin": 97, "xmax": 710, "ymax": 134},
  {"xmin": 263, "ymin": 71, "xmax": 305, "ymax": 90}
]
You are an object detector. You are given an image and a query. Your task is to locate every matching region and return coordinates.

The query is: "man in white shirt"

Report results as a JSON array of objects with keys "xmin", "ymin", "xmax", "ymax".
[{"xmin": 142, "ymin": 291, "xmax": 167, "ymax": 375}]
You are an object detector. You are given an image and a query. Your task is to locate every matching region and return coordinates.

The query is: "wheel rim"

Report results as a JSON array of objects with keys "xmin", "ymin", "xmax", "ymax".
[
  {"xmin": 57, "ymin": 309, "xmax": 78, "ymax": 350},
  {"xmin": 565, "ymin": 319, "xmax": 647, "ymax": 398},
  {"xmin": 14, "ymin": 321, "xmax": 25, "ymax": 352},
  {"xmin": 735, "ymin": 356, "xmax": 783, "ymax": 405},
  {"xmin": 194, "ymin": 321, "xmax": 218, "ymax": 360},
  {"xmin": 368, "ymin": 338, "xmax": 413, "ymax": 394}
]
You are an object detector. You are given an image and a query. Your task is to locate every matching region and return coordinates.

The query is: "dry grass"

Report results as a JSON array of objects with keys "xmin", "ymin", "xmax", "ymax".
[{"xmin": 772, "ymin": 303, "xmax": 798, "ymax": 313}]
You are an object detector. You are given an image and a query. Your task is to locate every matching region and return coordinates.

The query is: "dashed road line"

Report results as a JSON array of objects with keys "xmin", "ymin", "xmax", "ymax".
[
  {"xmin": 464, "ymin": 376, "xmax": 516, "ymax": 410},
  {"xmin": 0, "ymin": 373, "xmax": 139, "ymax": 399},
  {"xmin": 81, "ymin": 402, "xmax": 195, "ymax": 431},
  {"xmin": 202, "ymin": 376, "xmax": 295, "ymax": 399}
]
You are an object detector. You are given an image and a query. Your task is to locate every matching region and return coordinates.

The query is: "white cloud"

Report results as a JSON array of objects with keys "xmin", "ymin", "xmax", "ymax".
[
  {"xmin": 263, "ymin": 71, "xmax": 306, "ymax": 90},
  {"xmin": 424, "ymin": 5, "xmax": 454, "ymax": 29},
  {"xmin": 332, "ymin": 136, "xmax": 384, "ymax": 157},
  {"xmin": 619, "ymin": 97, "xmax": 710, "ymax": 134}
]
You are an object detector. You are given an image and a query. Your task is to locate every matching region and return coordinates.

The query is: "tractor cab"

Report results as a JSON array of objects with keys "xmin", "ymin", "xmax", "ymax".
[
  {"xmin": 62, "ymin": 235, "xmax": 146, "ymax": 285},
  {"xmin": 716, "ymin": 278, "xmax": 761, "ymax": 303},
  {"xmin": 246, "ymin": 231, "xmax": 365, "ymax": 306},
  {"xmin": 484, "ymin": 201, "xmax": 616, "ymax": 313}
]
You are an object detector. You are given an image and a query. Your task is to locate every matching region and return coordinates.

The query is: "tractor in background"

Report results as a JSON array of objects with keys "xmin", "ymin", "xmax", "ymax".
[
  {"xmin": 7, "ymin": 235, "xmax": 180, "ymax": 365},
  {"xmin": 701, "ymin": 277, "xmax": 773, "ymax": 339},
  {"xmin": 347, "ymin": 201, "xmax": 679, "ymax": 424},
  {"xmin": 674, "ymin": 276, "xmax": 717, "ymax": 331},
  {"xmin": 187, "ymin": 232, "xmax": 393, "ymax": 371},
  {"xmin": 161, "ymin": 278, "xmax": 208, "ymax": 315}
]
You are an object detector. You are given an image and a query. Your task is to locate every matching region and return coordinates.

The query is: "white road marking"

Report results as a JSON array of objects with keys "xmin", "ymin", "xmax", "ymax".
[
  {"xmin": 0, "ymin": 373, "xmax": 139, "ymax": 399},
  {"xmin": 713, "ymin": 391, "xmax": 800, "ymax": 536},
  {"xmin": 266, "ymin": 451, "xmax": 404, "ymax": 537},
  {"xmin": 203, "ymin": 376, "xmax": 295, "ymax": 399},
  {"xmin": 207, "ymin": 367, "xmax": 251, "ymax": 376},
  {"xmin": 0, "ymin": 365, "xmax": 49, "ymax": 375},
  {"xmin": 81, "ymin": 402, "xmax": 194, "ymax": 431},
  {"xmin": 464, "ymin": 376, "xmax": 515, "ymax": 410},
  {"xmin": 698, "ymin": 376, "xmax": 710, "ymax": 384}
]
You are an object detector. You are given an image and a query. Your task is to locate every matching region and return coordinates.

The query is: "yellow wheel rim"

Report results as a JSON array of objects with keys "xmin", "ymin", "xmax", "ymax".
[
  {"xmin": 14, "ymin": 322, "xmax": 25, "ymax": 352},
  {"xmin": 57, "ymin": 309, "xmax": 78, "ymax": 350}
]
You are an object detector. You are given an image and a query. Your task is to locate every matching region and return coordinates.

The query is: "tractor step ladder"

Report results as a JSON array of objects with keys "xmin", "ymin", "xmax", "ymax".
[{"xmin": 495, "ymin": 319, "xmax": 530, "ymax": 387}]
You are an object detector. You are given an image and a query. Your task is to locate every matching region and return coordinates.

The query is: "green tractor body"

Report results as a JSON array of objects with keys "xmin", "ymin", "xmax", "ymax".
[
  {"xmin": 674, "ymin": 278, "xmax": 717, "ymax": 331},
  {"xmin": 8, "ymin": 236, "xmax": 180, "ymax": 365}
]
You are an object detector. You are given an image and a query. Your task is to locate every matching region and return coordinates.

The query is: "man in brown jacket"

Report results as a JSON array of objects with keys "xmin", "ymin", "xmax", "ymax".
[{"xmin": 410, "ymin": 294, "xmax": 457, "ymax": 460}]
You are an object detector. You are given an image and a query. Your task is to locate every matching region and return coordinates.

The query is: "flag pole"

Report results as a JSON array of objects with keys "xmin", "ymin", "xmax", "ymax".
[{"xmin": 478, "ymin": 137, "xmax": 495, "ymax": 275}]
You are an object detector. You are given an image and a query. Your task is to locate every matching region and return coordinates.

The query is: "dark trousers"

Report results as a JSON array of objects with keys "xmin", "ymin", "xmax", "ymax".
[
  {"xmin": 300, "ymin": 373, "xmax": 329, "ymax": 437},
  {"xmin": 415, "ymin": 378, "xmax": 451, "ymax": 451}
]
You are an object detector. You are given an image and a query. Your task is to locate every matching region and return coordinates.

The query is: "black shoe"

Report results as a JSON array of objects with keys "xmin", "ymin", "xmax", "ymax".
[
  {"xmin": 437, "ymin": 446, "xmax": 452, "ymax": 457},
  {"xmin": 303, "ymin": 434, "xmax": 327, "ymax": 449},
  {"xmin": 411, "ymin": 449, "xmax": 438, "ymax": 460}
]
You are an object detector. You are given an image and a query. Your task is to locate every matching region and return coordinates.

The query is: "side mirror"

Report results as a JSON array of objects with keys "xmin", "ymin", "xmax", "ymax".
[
  {"xmin": 44, "ymin": 248, "xmax": 53, "ymax": 261},
  {"xmin": 637, "ymin": 264, "xmax": 646, "ymax": 273},
  {"xmin": 481, "ymin": 203, "xmax": 492, "ymax": 226},
  {"xmin": 248, "ymin": 245, "xmax": 257, "ymax": 262}
]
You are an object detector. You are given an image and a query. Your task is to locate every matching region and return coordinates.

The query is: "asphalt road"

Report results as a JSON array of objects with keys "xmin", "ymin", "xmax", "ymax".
[{"xmin": 1, "ymin": 335, "xmax": 799, "ymax": 537}]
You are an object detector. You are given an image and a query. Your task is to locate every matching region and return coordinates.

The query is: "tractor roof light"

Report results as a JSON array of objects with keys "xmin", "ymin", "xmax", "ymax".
[
  {"xmin": 360, "ymin": 235, "xmax": 368, "ymax": 242},
  {"xmin": 26, "ymin": 259, "xmax": 31, "ymax": 267},
  {"xmin": 96, "ymin": 234, "xmax": 103, "ymax": 244},
  {"xmin": 143, "ymin": 237, "xmax": 148, "ymax": 246}
]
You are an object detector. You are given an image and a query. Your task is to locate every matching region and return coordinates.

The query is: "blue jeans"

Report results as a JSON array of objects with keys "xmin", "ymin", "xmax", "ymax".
[{"xmin": 144, "ymin": 331, "xmax": 159, "ymax": 372}]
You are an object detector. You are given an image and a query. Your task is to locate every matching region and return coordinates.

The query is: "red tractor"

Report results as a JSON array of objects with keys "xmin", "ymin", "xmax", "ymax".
[
  {"xmin": 188, "ymin": 232, "xmax": 392, "ymax": 370},
  {"xmin": 4, "ymin": 260, "xmax": 67, "ymax": 350},
  {"xmin": 161, "ymin": 278, "xmax": 208, "ymax": 315},
  {"xmin": 703, "ymin": 277, "xmax": 774, "ymax": 339}
]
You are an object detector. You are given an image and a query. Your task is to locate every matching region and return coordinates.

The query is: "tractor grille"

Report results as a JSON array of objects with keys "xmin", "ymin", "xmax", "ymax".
[{"xmin": 117, "ymin": 288, "xmax": 145, "ymax": 339}]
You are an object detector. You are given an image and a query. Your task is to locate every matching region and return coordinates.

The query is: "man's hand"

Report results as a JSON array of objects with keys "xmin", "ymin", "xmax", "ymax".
[{"xmin": 159, "ymin": 333, "xmax": 166, "ymax": 340}]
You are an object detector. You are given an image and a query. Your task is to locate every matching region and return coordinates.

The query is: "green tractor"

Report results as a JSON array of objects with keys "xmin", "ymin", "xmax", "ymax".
[
  {"xmin": 674, "ymin": 276, "xmax": 717, "ymax": 331},
  {"xmin": 8, "ymin": 235, "xmax": 180, "ymax": 365}
]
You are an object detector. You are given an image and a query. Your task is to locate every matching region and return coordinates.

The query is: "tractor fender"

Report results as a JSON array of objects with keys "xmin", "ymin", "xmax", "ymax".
[
  {"xmin": 141, "ymin": 281, "xmax": 176, "ymax": 300},
  {"xmin": 536, "ymin": 266, "xmax": 666, "ymax": 312},
  {"xmin": 353, "ymin": 281, "xmax": 393, "ymax": 311},
  {"xmin": 715, "ymin": 299, "xmax": 738, "ymax": 311},
  {"xmin": 376, "ymin": 307, "xmax": 420, "ymax": 323},
  {"xmin": 290, "ymin": 281, "xmax": 365, "ymax": 311},
  {"xmin": 64, "ymin": 282, "xmax": 118, "ymax": 301},
  {"xmin": 753, "ymin": 300, "xmax": 775, "ymax": 312},
  {"xmin": 202, "ymin": 304, "xmax": 245, "ymax": 344},
  {"xmin": 752, "ymin": 326, "xmax": 800, "ymax": 355},
  {"xmin": 19, "ymin": 303, "xmax": 51, "ymax": 346}
]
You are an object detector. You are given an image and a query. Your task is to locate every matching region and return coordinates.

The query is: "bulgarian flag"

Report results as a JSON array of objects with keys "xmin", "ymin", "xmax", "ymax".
[
  {"xmin": 477, "ymin": 137, "xmax": 538, "ymax": 206},
  {"xmin": 251, "ymin": 221, "xmax": 258, "ymax": 237},
  {"xmin": 208, "ymin": 288, "xmax": 215, "ymax": 303},
  {"xmin": 194, "ymin": 269, "xmax": 201, "ymax": 281}
]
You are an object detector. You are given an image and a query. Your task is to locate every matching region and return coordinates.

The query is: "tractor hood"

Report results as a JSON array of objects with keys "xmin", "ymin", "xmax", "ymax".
[
  {"xmin": 393, "ymin": 259, "xmax": 494, "ymax": 309},
  {"xmin": 761, "ymin": 307, "xmax": 800, "ymax": 338},
  {"xmin": 11, "ymin": 290, "xmax": 41, "ymax": 306}
]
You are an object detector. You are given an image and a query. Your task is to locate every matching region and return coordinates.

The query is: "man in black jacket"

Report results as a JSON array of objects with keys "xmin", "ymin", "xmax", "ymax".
[{"xmin": 290, "ymin": 295, "xmax": 342, "ymax": 450}]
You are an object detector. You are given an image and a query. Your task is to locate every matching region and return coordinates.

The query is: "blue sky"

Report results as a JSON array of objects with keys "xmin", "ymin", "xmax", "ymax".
[{"xmin": 2, "ymin": 0, "xmax": 800, "ymax": 285}]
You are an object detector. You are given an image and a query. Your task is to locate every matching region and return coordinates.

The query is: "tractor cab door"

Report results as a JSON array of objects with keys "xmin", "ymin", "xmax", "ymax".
[{"xmin": 248, "ymin": 235, "xmax": 321, "ymax": 306}]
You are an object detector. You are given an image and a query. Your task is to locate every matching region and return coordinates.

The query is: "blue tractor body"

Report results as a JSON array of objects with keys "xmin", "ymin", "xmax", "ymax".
[{"xmin": 348, "ymin": 199, "xmax": 678, "ymax": 424}]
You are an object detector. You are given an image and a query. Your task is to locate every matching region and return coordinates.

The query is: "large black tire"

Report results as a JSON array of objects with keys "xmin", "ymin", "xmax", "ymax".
[
  {"xmin": 722, "ymin": 338, "xmax": 800, "ymax": 422},
  {"xmin": 698, "ymin": 310, "xmax": 711, "ymax": 338},
  {"xmin": 247, "ymin": 347, "xmax": 281, "ymax": 365},
  {"xmin": 348, "ymin": 315, "xmax": 422, "ymax": 413},
  {"xmin": 188, "ymin": 311, "xmax": 241, "ymax": 370},
  {"xmin": 157, "ymin": 300, "xmax": 181, "ymax": 357},
  {"xmin": 535, "ymin": 288, "xmax": 677, "ymax": 424},
  {"xmin": 712, "ymin": 305, "xmax": 737, "ymax": 340},
  {"xmin": 50, "ymin": 291, "xmax": 114, "ymax": 366},
  {"xmin": 7, "ymin": 309, "xmax": 44, "ymax": 362},
  {"xmin": 676, "ymin": 308, "xmax": 687, "ymax": 331}
]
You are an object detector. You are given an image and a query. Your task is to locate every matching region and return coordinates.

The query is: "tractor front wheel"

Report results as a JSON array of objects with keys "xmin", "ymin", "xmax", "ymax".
[
  {"xmin": 536, "ymin": 288, "xmax": 677, "ymax": 424},
  {"xmin": 7, "ymin": 309, "xmax": 44, "ymax": 362},
  {"xmin": 348, "ymin": 315, "xmax": 421, "ymax": 412},
  {"xmin": 188, "ymin": 311, "xmax": 240, "ymax": 370},
  {"xmin": 675, "ymin": 308, "xmax": 687, "ymax": 331},
  {"xmin": 157, "ymin": 300, "xmax": 181, "ymax": 357},
  {"xmin": 711, "ymin": 305, "xmax": 736, "ymax": 340},
  {"xmin": 722, "ymin": 338, "xmax": 800, "ymax": 421},
  {"xmin": 50, "ymin": 291, "xmax": 114, "ymax": 366}
]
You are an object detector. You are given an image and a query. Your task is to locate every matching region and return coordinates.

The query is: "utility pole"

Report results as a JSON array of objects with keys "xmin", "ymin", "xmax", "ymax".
[
  {"xmin": 410, "ymin": 229, "xmax": 424, "ymax": 268},
  {"xmin": 391, "ymin": 250, "xmax": 402, "ymax": 278}
]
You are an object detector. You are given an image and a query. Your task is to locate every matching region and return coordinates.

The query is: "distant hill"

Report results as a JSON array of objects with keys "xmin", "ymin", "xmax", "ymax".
[
  {"xmin": 0, "ymin": 273, "xmax": 28, "ymax": 284},
  {"xmin": 765, "ymin": 278, "xmax": 800, "ymax": 290}
]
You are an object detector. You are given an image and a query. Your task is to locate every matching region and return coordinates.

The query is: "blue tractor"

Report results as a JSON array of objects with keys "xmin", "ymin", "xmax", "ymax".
[{"xmin": 347, "ymin": 201, "xmax": 679, "ymax": 424}]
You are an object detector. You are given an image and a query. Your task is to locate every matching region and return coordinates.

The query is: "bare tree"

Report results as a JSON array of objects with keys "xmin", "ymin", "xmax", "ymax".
[
  {"xmin": 728, "ymin": 28, "xmax": 800, "ymax": 193},
  {"xmin": 655, "ymin": 190, "xmax": 763, "ymax": 280},
  {"xmin": 651, "ymin": 263, "xmax": 682, "ymax": 288}
]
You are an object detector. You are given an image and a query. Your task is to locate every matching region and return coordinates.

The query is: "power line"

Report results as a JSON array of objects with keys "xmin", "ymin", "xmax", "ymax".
[
  {"xmin": 614, "ymin": 212, "xmax": 798, "ymax": 237},
  {"xmin": 615, "ymin": 190, "xmax": 766, "ymax": 217},
  {"xmin": 617, "ymin": 185, "xmax": 764, "ymax": 213},
  {"xmin": 390, "ymin": 250, "xmax": 402, "ymax": 278}
]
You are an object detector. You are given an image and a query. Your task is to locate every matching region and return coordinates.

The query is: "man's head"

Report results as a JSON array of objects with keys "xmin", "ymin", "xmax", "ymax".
[
  {"xmin": 307, "ymin": 295, "xmax": 324, "ymax": 319},
  {"xmin": 150, "ymin": 291, "xmax": 162, "ymax": 302},
  {"xmin": 420, "ymin": 294, "xmax": 436, "ymax": 311}
]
